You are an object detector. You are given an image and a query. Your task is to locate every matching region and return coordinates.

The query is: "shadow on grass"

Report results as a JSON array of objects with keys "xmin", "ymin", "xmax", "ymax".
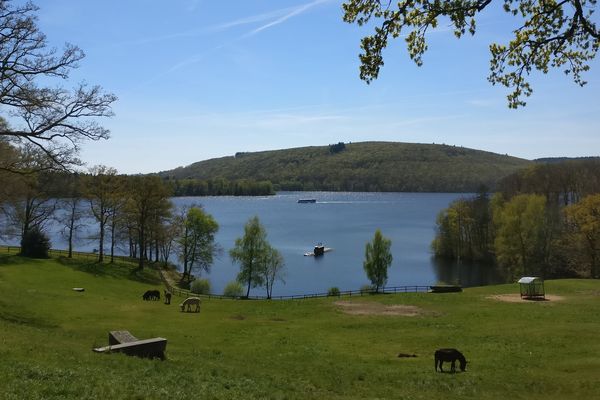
[
  {"xmin": 57, "ymin": 257, "xmax": 161, "ymax": 285},
  {"xmin": 0, "ymin": 309, "xmax": 58, "ymax": 329},
  {"xmin": 0, "ymin": 254, "xmax": 42, "ymax": 266}
]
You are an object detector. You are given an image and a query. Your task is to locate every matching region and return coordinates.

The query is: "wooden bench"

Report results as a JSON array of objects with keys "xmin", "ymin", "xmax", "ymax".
[{"xmin": 94, "ymin": 330, "xmax": 167, "ymax": 359}]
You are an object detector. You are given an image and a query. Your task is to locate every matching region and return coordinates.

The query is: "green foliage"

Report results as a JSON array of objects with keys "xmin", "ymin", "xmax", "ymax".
[
  {"xmin": 432, "ymin": 190, "xmax": 493, "ymax": 262},
  {"xmin": 125, "ymin": 175, "xmax": 173, "ymax": 269},
  {"xmin": 229, "ymin": 217, "xmax": 286, "ymax": 298},
  {"xmin": 363, "ymin": 229, "xmax": 393, "ymax": 292},
  {"xmin": 166, "ymin": 177, "xmax": 274, "ymax": 196},
  {"xmin": 435, "ymin": 160, "xmax": 600, "ymax": 279},
  {"xmin": 223, "ymin": 281, "xmax": 244, "ymax": 297},
  {"xmin": 159, "ymin": 142, "xmax": 530, "ymax": 193},
  {"xmin": 177, "ymin": 206, "xmax": 220, "ymax": 281},
  {"xmin": 494, "ymin": 194, "xmax": 552, "ymax": 278},
  {"xmin": 564, "ymin": 194, "xmax": 600, "ymax": 278},
  {"xmin": 19, "ymin": 228, "xmax": 50, "ymax": 258},
  {"xmin": 190, "ymin": 278, "xmax": 211, "ymax": 295},
  {"xmin": 262, "ymin": 246, "xmax": 285, "ymax": 299},
  {"xmin": 342, "ymin": 0, "xmax": 599, "ymax": 108},
  {"xmin": 327, "ymin": 286, "xmax": 340, "ymax": 296},
  {"xmin": 230, "ymin": 216, "xmax": 269, "ymax": 298}
]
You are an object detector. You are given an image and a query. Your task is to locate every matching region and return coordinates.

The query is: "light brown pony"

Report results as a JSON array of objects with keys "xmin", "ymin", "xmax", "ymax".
[{"xmin": 179, "ymin": 297, "xmax": 201, "ymax": 312}]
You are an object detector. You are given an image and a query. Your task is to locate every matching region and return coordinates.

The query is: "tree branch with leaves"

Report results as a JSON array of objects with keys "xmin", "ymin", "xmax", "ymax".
[{"xmin": 343, "ymin": 0, "xmax": 599, "ymax": 108}]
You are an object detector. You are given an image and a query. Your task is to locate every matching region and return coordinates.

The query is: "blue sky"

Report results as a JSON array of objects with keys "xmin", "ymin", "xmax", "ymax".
[{"xmin": 33, "ymin": 0, "xmax": 600, "ymax": 174}]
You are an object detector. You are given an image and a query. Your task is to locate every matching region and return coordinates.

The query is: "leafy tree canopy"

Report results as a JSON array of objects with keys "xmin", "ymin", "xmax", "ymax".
[
  {"xmin": 343, "ymin": 0, "xmax": 599, "ymax": 108},
  {"xmin": 364, "ymin": 229, "xmax": 393, "ymax": 292}
]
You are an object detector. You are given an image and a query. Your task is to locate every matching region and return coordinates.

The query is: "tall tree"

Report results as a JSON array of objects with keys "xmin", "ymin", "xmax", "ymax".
[
  {"xmin": 158, "ymin": 213, "xmax": 181, "ymax": 267},
  {"xmin": 363, "ymin": 229, "xmax": 393, "ymax": 292},
  {"xmin": 262, "ymin": 247, "xmax": 286, "ymax": 299},
  {"xmin": 493, "ymin": 194, "xmax": 554, "ymax": 277},
  {"xmin": 3, "ymin": 147, "xmax": 58, "ymax": 246},
  {"xmin": 432, "ymin": 190, "xmax": 494, "ymax": 262},
  {"xmin": 55, "ymin": 174, "xmax": 84, "ymax": 258},
  {"xmin": 229, "ymin": 216, "xmax": 269, "ymax": 298},
  {"xmin": 343, "ymin": 0, "xmax": 599, "ymax": 108},
  {"xmin": 84, "ymin": 166, "xmax": 120, "ymax": 262},
  {"xmin": 125, "ymin": 175, "xmax": 172, "ymax": 269},
  {"xmin": 0, "ymin": 0, "xmax": 116, "ymax": 169},
  {"xmin": 176, "ymin": 206, "xmax": 220, "ymax": 282},
  {"xmin": 565, "ymin": 194, "xmax": 600, "ymax": 278}
]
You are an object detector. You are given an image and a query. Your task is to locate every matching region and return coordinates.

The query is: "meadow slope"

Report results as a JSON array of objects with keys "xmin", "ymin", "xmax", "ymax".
[{"xmin": 0, "ymin": 255, "xmax": 598, "ymax": 399}]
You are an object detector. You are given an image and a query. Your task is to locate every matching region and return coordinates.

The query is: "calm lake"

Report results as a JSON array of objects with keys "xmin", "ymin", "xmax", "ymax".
[
  {"xmin": 171, "ymin": 192, "xmax": 503, "ymax": 296},
  {"xmin": 3, "ymin": 192, "xmax": 506, "ymax": 296}
]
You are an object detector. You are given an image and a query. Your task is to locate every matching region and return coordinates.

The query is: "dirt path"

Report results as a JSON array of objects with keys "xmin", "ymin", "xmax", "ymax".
[
  {"xmin": 486, "ymin": 293, "xmax": 565, "ymax": 303},
  {"xmin": 334, "ymin": 301, "xmax": 427, "ymax": 316}
]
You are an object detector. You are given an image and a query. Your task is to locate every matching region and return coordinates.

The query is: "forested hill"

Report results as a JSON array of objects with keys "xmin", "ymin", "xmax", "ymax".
[{"xmin": 159, "ymin": 142, "xmax": 531, "ymax": 192}]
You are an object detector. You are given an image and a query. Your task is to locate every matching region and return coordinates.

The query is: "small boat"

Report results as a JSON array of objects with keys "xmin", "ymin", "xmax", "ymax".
[
  {"xmin": 314, "ymin": 244, "xmax": 325, "ymax": 256},
  {"xmin": 298, "ymin": 199, "xmax": 317, "ymax": 203},
  {"xmin": 304, "ymin": 243, "xmax": 333, "ymax": 256}
]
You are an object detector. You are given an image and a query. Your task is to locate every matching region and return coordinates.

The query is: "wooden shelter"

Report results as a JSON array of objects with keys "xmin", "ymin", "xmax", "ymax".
[{"xmin": 517, "ymin": 277, "xmax": 545, "ymax": 300}]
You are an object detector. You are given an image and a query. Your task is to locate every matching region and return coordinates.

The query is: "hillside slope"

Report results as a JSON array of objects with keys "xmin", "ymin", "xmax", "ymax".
[{"xmin": 160, "ymin": 142, "xmax": 531, "ymax": 192}]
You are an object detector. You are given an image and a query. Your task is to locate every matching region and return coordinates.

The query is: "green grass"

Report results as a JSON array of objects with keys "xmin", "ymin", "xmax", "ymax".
[{"xmin": 0, "ymin": 254, "xmax": 598, "ymax": 399}]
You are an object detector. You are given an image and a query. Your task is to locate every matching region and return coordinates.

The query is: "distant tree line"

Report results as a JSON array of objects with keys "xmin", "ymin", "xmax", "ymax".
[
  {"xmin": 329, "ymin": 142, "xmax": 346, "ymax": 154},
  {"xmin": 164, "ymin": 177, "xmax": 274, "ymax": 196},
  {"xmin": 432, "ymin": 160, "xmax": 600, "ymax": 279}
]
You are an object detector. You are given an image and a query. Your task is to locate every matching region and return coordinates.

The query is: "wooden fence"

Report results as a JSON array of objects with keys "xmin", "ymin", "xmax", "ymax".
[
  {"xmin": 159, "ymin": 269, "xmax": 429, "ymax": 301},
  {"xmin": 0, "ymin": 245, "xmax": 138, "ymax": 264}
]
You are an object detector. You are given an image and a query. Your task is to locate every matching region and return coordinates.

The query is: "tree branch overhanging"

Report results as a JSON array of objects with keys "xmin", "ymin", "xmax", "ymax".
[{"xmin": 343, "ymin": 0, "xmax": 599, "ymax": 108}]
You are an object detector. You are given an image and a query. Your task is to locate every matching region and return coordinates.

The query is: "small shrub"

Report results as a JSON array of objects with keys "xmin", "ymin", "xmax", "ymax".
[
  {"xmin": 327, "ymin": 287, "xmax": 340, "ymax": 297},
  {"xmin": 20, "ymin": 228, "xmax": 51, "ymax": 258},
  {"xmin": 360, "ymin": 284, "xmax": 375, "ymax": 294},
  {"xmin": 223, "ymin": 281, "xmax": 244, "ymax": 297},
  {"xmin": 190, "ymin": 278, "xmax": 211, "ymax": 295}
]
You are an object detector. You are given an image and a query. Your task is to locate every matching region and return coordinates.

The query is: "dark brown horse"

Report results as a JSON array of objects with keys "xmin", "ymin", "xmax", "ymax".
[{"xmin": 434, "ymin": 348, "xmax": 467, "ymax": 372}]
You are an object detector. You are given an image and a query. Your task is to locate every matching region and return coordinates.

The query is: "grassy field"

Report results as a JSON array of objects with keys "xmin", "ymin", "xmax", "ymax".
[{"xmin": 0, "ymin": 254, "xmax": 598, "ymax": 399}]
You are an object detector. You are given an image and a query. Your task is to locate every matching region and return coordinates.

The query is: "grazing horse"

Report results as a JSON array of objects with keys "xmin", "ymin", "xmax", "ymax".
[
  {"xmin": 180, "ymin": 297, "xmax": 201, "ymax": 313},
  {"xmin": 142, "ymin": 290, "xmax": 161, "ymax": 301},
  {"xmin": 434, "ymin": 348, "xmax": 467, "ymax": 372},
  {"xmin": 164, "ymin": 290, "xmax": 172, "ymax": 305}
]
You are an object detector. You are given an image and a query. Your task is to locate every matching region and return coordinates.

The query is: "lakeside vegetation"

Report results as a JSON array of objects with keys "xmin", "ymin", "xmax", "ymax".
[
  {"xmin": 159, "ymin": 141, "xmax": 531, "ymax": 193},
  {"xmin": 1, "ymin": 254, "xmax": 598, "ymax": 399},
  {"xmin": 432, "ymin": 160, "xmax": 600, "ymax": 280}
]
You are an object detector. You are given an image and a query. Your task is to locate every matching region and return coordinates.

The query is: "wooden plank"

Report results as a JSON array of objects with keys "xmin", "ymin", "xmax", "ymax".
[{"xmin": 109, "ymin": 330, "xmax": 138, "ymax": 345}]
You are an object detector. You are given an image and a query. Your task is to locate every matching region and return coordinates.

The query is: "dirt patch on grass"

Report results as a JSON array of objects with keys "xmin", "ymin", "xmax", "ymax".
[
  {"xmin": 487, "ymin": 294, "xmax": 565, "ymax": 303},
  {"xmin": 334, "ymin": 301, "xmax": 426, "ymax": 316}
]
